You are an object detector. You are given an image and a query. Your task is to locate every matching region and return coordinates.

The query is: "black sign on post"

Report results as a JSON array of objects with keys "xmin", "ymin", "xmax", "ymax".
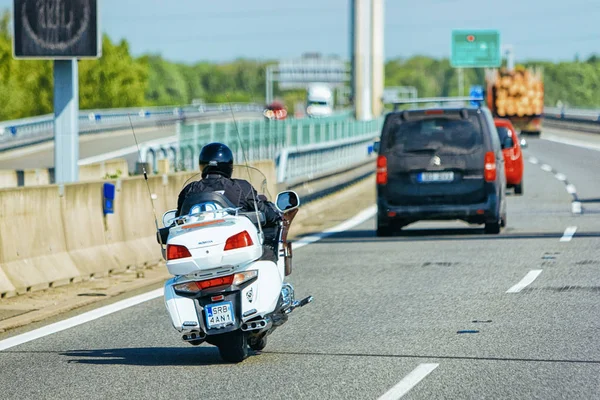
[{"xmin": 13, "ymin": 0, "xmax": 101, "ymax": 59}]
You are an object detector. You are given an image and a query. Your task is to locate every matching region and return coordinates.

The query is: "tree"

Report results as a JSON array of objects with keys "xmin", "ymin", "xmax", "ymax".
[
  {"xmin": 142, "ymin": 55, "xmax": 189, "ymax": 106},
  {"xmin": 79, "ymin": 35, "xmax": 148, "ymax": 109}
]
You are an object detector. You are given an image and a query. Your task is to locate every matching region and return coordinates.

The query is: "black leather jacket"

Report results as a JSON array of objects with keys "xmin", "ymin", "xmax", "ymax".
[{"xmin": 176, "ymin": 173, "xmax": 281, "ymax": 227}]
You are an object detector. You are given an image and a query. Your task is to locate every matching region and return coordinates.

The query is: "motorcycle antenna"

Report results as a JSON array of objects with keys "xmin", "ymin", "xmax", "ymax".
[
  {"xmin": 128, "ymin": 115, "xmax": 164, "ymax": 249},
  {"xmin": 225, "ymin": 94, "xmax": 265, "ymax": 241}
]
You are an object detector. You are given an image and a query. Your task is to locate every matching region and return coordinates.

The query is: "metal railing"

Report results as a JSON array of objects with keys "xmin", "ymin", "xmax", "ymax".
[
  {"xmin": 543, "ymin": 106, "xmax": 600, "ymax": 122},
  {"xmin": 276, "ymin": 129, "xmax": 380, "ymax": 184},
  {"xmin": 137, "ymin": 115, "xmax": 383, "ymax": 185},
  {"xmin": 0, "ymin": 103, "xmax": 264, "ymax": 151}
]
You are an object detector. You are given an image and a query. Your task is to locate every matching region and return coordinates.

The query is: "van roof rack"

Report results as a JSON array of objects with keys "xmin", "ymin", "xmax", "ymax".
[{"xmin": 392, "ymin": 97, "xmax": 485, "ymax": 111}]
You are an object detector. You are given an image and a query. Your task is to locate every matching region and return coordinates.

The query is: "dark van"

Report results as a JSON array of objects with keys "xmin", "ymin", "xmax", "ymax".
[{"xmin": 374, "ymin": 104, "xmax": 507, "ymax": 236}]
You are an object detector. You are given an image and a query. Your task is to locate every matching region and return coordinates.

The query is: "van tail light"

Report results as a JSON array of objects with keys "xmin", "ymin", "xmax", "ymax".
[
  {"xmin": 376, "ymin": 155, "xmax": 388, "ymax": 185},
  {"xmin": 224, "ymin": 231, "xmax": 254, "ymax": 251},
  {"xmin": 167, "ymin": 244, "xmax": 192, "ymax": 260},
  {"xmin": 484, "ymin": 151, "xmax": 496, "ymax": 182}
]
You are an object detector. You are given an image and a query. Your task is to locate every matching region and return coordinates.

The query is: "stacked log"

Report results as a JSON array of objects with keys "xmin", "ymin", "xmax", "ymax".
[{"xmin": 486, "ymin": 67, "xmax": 544, "ymax": 117}]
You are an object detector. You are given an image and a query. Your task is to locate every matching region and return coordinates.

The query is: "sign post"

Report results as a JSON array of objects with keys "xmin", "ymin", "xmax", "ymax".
[
  {"xmin": 451, "ymin": 30, "xmax": 500, "ymax": 98},
  {"xmin": 13, "ymin": 0, "xmax": 101, "ymax": 184}
]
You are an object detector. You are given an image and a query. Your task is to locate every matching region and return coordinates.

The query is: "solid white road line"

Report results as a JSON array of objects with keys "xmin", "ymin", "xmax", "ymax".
[
  {"xmin": 543, "ymin": 135, "xmax": 600, "ymax": 152},
  {"xmin": 0, "ymin": 288, "xmax": 163, "ymax": 351},
  {"xmin": 506, "ymin": 270, "xmax": 543, "ymax": 293},
  {"xmin": 377, "ymin": 363, "xmax": 439, "ymax": 400},
  {"xmin": 0, "ymin": 205, "xmax": 378, "ymax": 351},
  {"xmin": 560, "ymin": 226, "xmax": 578, "ymax": 242},
  {"xmin": 293, "ymin": 205, "xmax": 377, "ymax": 249}
]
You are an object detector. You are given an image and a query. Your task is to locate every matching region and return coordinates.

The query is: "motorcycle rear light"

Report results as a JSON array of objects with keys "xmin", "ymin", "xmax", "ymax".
[
  {"xmin": 167, "ymin": 244, "xmax": 192, "ymax": 260},
  {"xmin": 224, "ymin": 231, "xmax": 253, "ymax": 251},
  {"xmin": 484, "ymin": 151, "xmax": 497, "ymax": 182},
  {"xmin": 376, "ymin": 155, "xmax": 388, "ymax": 185},
  {"xmin": 174, "ymin": 275, "xmax": 235, "ymax": 293},
  {"xmin": 233, "ymin": 270, "xmax": 258, "ymax": 286},
  {"xmin": 173, "ymin": 272, "xmax": 258, "ymax": 294}
]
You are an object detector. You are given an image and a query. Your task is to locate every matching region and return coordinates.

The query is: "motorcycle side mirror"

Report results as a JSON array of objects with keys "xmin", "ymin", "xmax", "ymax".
[
  {"xmin": 276, "ymin": 190, "xmax": 300, "ymax": 213},
  {"xmin": 162, "ymin": 209, "xmax": 177, "ymax": 227}
]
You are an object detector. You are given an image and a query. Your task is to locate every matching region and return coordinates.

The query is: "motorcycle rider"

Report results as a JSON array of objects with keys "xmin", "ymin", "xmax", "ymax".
[{"xmin": 176, "ymin": 142, "xmax": 282, "ymax": 262}]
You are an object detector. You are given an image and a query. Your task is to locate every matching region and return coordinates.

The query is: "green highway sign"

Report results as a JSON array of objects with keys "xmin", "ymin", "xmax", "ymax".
[{"xmin": 451, "ymin": 30, "xmax": 501, "ymax": 68}]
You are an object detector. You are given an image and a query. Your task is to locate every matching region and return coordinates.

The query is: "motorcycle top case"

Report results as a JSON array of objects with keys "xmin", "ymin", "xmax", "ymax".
[{"xmin": 165, "ymin": 215, "xmax": 263, "ymax": 276}]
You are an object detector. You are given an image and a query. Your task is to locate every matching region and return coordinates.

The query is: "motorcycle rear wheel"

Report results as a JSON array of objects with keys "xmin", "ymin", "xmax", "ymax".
[
  {"xmin": 217, "ymin": 331, "xmax": 249, "ymax": 363},
  {"xmin": 249, "ymin": 335, "xmax": 267, "ymax": 351}
]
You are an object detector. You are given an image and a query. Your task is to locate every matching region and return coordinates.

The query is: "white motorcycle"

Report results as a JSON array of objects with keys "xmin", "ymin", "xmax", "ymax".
[{"xmin": 156, "ymin": 168, "xmax": 312, "ymax": 363}]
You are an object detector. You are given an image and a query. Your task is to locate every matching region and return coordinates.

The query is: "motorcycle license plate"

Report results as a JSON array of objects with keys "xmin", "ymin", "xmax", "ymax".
[{"xmin": 205, "ymin": 301, "xmax": 234, "ymax": 329}]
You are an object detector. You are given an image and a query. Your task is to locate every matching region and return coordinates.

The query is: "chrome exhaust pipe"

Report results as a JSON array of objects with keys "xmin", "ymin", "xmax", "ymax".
[
  {"xmin": 241, "ymin": 319, "xmax": 269, "ymax": 331},
  {"xmin": 182, "ymin": 330, "xmax": 206, "ymax": 341}
]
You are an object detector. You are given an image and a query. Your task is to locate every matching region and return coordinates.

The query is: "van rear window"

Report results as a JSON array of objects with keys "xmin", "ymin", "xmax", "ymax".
[{"xmin": 385, "ymin": 115, "xmax": 483, "ymax": 154}]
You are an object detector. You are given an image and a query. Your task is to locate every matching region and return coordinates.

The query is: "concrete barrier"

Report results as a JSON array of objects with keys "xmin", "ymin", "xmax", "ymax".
[
  {"xmin": 79, "ymin": 164, "xmax": 105, "ymax": 182},
  {"xmin": 79, "ymin": 158, "xmax": 130, "ymax": 182},
  {"xmin": 0, "ymin": 160, "xmax": 278, "ymax": 299},
  {"xmin": 0, "ymin": 267, "xmax": 16, "ymax": 298},
  {"xmin": 115, "ymin": 177, "xmax": 164, "ymax": 268},
  {"xmin": 157, "ymin": 159, "xmax": 170, "ymax": 175},
  {"xmin": 103, "ymin": 180, "xmax": 138, "ymax": 272},
  {"xmin": 104, "ymin": 159, "xmax": 129, "ymax": 178},
  {"xmin": 23, "ymin": 169, "xmax": 50, "ymax": 186},
  {"xmin": 61, "ymin": 182, "xmax": 122, "ymax": 278},
  {"xmin": 0, "ymin": 186, "xmax": 81, "ymax": 295},
  {"xmin": 0, "ymin": 170, "xmax": 17, "ymax": 188}
]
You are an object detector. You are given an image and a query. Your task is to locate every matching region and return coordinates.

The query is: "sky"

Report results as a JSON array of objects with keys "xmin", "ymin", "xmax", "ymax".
[{"xmin": 3, "ymin": 0, "xmax": 600, "ymax": 64}]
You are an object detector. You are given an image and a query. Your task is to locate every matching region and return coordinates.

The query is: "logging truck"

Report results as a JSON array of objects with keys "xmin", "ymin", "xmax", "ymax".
[{"xmin": 485, "ymin": 66, "xmax": 544, "ymax": 136}]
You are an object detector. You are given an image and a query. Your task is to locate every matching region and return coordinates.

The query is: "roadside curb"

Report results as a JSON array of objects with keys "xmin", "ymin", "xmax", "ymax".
[{"xmin": 0, "ymin": 268, "xmax": 171, "ymax": 333}]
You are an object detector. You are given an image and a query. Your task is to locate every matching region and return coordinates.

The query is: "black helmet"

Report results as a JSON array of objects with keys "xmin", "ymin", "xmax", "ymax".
[{"xmin": 199, "ymin": 142, "xmax": 234, "ymax": 178}]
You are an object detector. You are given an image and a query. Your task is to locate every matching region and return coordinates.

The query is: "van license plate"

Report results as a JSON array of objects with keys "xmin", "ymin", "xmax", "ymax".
[
  {"xmin": 418, "ymin": 172, "xmax": 454, "ymax": 182},
  {"xmin": 205, "ymin": 301, "xmax": 234, "ymax": 329}
]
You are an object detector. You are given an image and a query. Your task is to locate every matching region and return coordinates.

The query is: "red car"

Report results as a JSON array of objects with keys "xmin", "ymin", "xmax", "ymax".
[
  {"xmin": 263, "ymin": 101, "xmax": 288, "ymax": 120},
  {"xmin": 494, "ymin": 118, "xmax": 524, "ymax": 194}
]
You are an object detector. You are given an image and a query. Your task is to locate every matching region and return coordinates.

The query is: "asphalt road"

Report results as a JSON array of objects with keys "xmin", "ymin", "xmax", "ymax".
[
  {"xmin": 0, "ymin": 129, "xmax": 599, "ymax": 399},
  {"xmin": 0, "ymin": 113, "xmax": 260, "ymax": 171}
]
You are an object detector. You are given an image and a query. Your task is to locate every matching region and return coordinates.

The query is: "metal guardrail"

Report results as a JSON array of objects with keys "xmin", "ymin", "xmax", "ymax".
[
  {"xmin": 277, "ymin": 134, "xmax": 379, "ymax": 184},
  {"xmin": 543, "ymin": 106, "xmax": 600, "ymax": 122},
  {"xmin": 0, "ymin": 103, "xmax": 264, "ymax": 151},
  {"xmin": 136, "ymin": 116, "xmax": 383, "ymax": 185}
]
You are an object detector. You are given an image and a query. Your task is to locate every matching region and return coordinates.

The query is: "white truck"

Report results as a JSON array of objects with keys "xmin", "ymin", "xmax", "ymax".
[{"xmin": 306, "ymin": 84, "xmax": 333, "ymax": 117}]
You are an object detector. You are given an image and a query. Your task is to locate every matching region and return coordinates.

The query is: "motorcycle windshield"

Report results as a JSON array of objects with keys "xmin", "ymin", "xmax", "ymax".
[{"xmin": 181, "ymin": 164, "xmax": 272, "ymax": 201}]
